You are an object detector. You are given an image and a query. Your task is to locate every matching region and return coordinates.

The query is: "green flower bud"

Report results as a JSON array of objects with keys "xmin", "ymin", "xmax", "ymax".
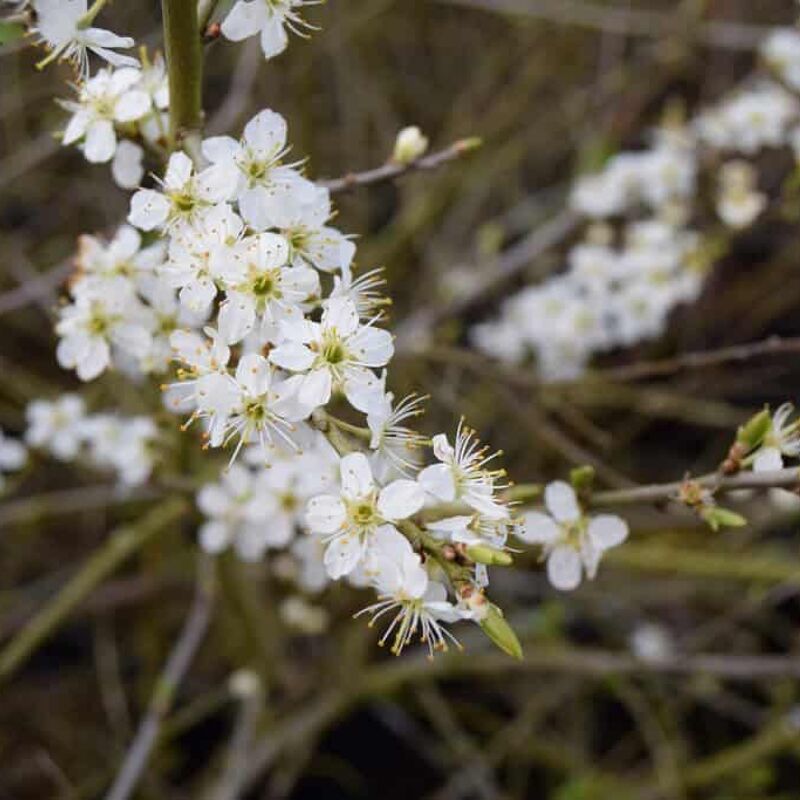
[
  {"xmin": 570, "ymin": 465, "xmax": 596, "ymax": 495},
  {"xmin": 465, "ymin": 544, "xmax": 513, "ymax": 566},
  {"xmin": 700, "ymin": 506, "xmax": 747, "ymax": 532},
  {"xmin": 479, "ymin": 603, "xmax": 523, "ymax": 661},
  {"xmin": 736, "ymin": 408, "xmax": 771, "ymax": 450}
]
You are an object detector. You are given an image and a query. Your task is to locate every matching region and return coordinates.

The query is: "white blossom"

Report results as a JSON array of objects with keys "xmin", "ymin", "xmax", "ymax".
[
  {"xmin": 201, "ymin": 109, "xmax": 317, "ymax": 231},
  {"xmin": 220, "ymin": 0, "xmax": 316, "ymax": 60},
  {"xmin": 56, "ymin": 280, "xmax": 153, "ymax": 381},
  {"xmin": 162, "ymin": 203, "xmax": 244, "ymax": 315},
  {"xmin": 418, "ymin": 421, "xmax": 508, "ymax": 519},
  {"xmin": 517, "ymin": 481, "xmax": 628, "ymax": 590},
  {"xmin": 25, "ymin": 394, "xmax": 86, "ymax": 460},
  {"xmin": 215, "ymin": 232, "xmax": 319, "ymax": 345},
  {"xmin": 269, "ymin": 297, "xmax": 393, "ymax": 413},
  {"xmin": 61, "ymin": 67, "xmax": 150, "ymax": 163},
  {"xmin": 355, "ymin": 526, "xmax": 461, "ymax": 656},
  {"xmin": 305, "ymin": 451, "xmax": 424, "ymax": 578},
  {"xmin": 33, "ymin": 0, "xmax": 137, "ymax": 77},
  {"xmin": 197, "ymin": 464, "xmax": 290, "ymax": 560},
  {"xmin": 128, "ymin": 151, "xmax": 237, "ymax": 233}
]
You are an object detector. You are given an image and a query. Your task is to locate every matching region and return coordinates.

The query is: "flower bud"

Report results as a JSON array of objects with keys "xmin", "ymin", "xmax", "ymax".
[
  {"xmin": 569, "ymin": 465, "xmax": 595, "ymax": 496},
  {"xmin": 465, "ymin": 543, "xmax": 513, "ymax": 566},
  {"xmin": 228, "ymin": 669, "xmax": 261, "ymax": 698},
  {"xmin": 392, "ymin": 126, "xmax": 429, "ymax": 164},
  {"xmin": 479, "ymin": 603, "xmax": 523, "ymax": 660},
  {"xmin": 700, "ymin": 505, "xmax": 747, "ymax": 532},
  {"xmin": 736, "ymin": 407, "xmax": 771, "ymax": 450}
]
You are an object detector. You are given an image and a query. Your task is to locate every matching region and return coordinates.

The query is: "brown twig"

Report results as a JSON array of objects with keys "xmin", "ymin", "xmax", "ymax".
[
  {"xmin": 584, "ymin": 335, "xmax": 800, "ymax": 383},
  {"xmin": 104, "ymin": 554, "xmax": 215, "ymax": 800},
  {"xmin": 395, "ymin": 209, "xmax": 581, "ymax": 351},
  {"xmin": 440, "ymin": 0, "xmax": 770, "ymax": 51},
  {"xmin": 592, "ymin": 467, "xmax": 800, "ymax": 508},
  {"xmin": 318, "ymin": 138, "xmax": 481, "ymax": 193}
]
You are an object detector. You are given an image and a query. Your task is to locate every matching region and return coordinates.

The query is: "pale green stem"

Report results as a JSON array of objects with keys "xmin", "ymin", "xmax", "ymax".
[
  {"xmin": 77, "ymin": 0, "xmax": 109, "ymax": 28},
  {"xmin": 162, "ymin": 0, "xmax": 204, "ymax": 148}
]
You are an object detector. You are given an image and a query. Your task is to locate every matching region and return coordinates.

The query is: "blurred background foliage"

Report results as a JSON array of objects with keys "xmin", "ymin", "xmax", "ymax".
[{"xmin": 4, "ymin": 1, "xmax": 800, "ymax": 798}]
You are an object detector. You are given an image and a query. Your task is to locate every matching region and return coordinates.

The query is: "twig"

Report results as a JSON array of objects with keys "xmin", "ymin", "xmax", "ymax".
[
  {"xmin": 234, "ymin": 646, "xmax": 800, "ymax": 794},
  {"xmin": 0, "ymin": 484, "xmax": 160, "ymax": 527},
  {"xmin": 592, "ymin": 467, "xmax": 800, "ymax": 508},
  {"xmin": 395, "ymin": 208, "xmax": 581, "ymax": 351},
  {"xmin": 205, "ymin": 671, "xmax": 263, "ymax": 800},
  {"xmin": 0, "ymin": 498, "xmax": 187, "ymax": 684},
  {"xmin": 318, "ymin": 138, "xmax": 481, "ymax": 193},
  {"xmin": 104, "ymin": 554, "xmax": 215, "ymax": 800},
  {"xmin": 583, "ymin": 335, "xmax": 800, "ymax": 383},
  {"xmin": 0, "ymin": 261, "xmax": 71, "ymax": 317},
  {"xmin": 439, "ymin": 0, "xmax": 769, "ymax": 51},
  {"xmin": 206, "ymin": 39, "xmax": 261, "ymax": 136}
]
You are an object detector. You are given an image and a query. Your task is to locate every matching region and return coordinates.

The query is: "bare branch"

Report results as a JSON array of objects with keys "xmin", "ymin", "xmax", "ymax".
[
  {"xmin": 104, "ymin": 554, "xmax": 215, "ymax": 800},
  {"xmin": 318, "ymin": 138, "xmax": 482, "ymax": 193},
  {"xmin": 584, "ymin": 335, "xmax": 800, "ymax": 383},
  {"xmin": 592, "ymin": 468, "xmax": 800, "ymax": 508},
  {"xmin": 439, "ymin": 0, "xmax": 770, "ymax": 51}
]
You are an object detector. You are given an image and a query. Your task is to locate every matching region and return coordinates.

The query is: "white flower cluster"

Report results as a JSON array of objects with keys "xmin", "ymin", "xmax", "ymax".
[
  {"xmin": 25, "ymin": 394, "xmax": 157, "ymax": 486},
  {"xmin": 29, "ymin": 0, "xmax": 655, "ymax": 659},
  {"xmin": 55, "ymin": 225, "xmax": 205, "ymax": 381},
  {"xmin": 471, "ymin": 28, "xmax": 800, "ymax": 382},
  {"xmin": 60, "ymin": 57, "xmax": 169, "ymax": 189},
  {"xmin": 197, "ymin": 429, "xmax": 337, "ymax": 562}
]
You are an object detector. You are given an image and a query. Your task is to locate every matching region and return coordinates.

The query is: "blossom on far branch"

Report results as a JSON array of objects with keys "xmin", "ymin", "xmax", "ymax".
[
  {"xmin": 516, "ymin": 481, "xmax": 628, "ymax": 591},
  {"xmin": 0, "ymin": 428, "xmax": 27, "ymax": 490}
]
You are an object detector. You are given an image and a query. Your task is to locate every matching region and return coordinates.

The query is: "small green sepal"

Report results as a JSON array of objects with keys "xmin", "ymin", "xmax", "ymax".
[{"xmin": 479, "ymin": 603, "xmax": 523, "ymax": 660}]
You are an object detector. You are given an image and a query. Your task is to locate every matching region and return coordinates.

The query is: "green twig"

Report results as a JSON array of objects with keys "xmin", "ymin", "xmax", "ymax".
[
  {"xmin": 0, "ymin": 497, "xmax": 187, "ymax": 685},
  {"xmin": 162, "ymin": 0, "xmax": 204, "ymax": 147}
]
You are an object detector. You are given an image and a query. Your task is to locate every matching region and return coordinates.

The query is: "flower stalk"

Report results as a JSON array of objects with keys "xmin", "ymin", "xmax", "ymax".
[{"xmin": 162, "ymin": 0, "xmax": 203, "ymax": 148}]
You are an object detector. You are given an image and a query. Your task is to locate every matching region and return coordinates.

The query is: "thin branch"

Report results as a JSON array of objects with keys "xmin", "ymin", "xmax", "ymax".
[
  {"xmin": 592, "ymin": 467, "xmax": 800, "ymax": 508},
  {"xmin": 104, "ymin": 554, "xmax": 215, "ymax": 800},
  {"xmin": 0, "ymin": 498, "xmax": 187, "ymax": 684},
  {"xmin": 234, "ymin": 646, "xmax": 800, "ymax": 794},
  {"xmin": 0, "ymin": 484, "xmax": 160, "ymax": 527},
  {"xmin": 584, "ymin": 335, "xmax": 800, "ymax": 383},
  {"xmin": 439, "ymin": 0, "xmax": 770, "ymax": 51},
  {"xmin": 318, "ymin": 138, "xmax": 482, "ymax": 193},
  {"xmin": 395, "ymin": 208, "xmax": 581, "ymax": 351}
]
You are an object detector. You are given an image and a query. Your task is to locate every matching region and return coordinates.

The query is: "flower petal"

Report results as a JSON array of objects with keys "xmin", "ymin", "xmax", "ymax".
[
  {"xmin": 418, "ymin": 463, "xmax": 457, "ymax": 502},
  {"xmin": 547, "ymin": 545, "xmax": 583, "ymax": 591},
  {"xmin": 545, "ymin": 480, "xmax": 581, "ymax": 523},
  {"xmin": 377, "ymin": 479, "xmax": 425, "ymax": 521},
  {"xmin": 340, "ymin": 451, "xmax": 374, "ymax": 500},
  {"xmin": 305, "ymin": 495, "xmax": 346, "ymax": 534},
  {"xmin": 517, "ymin": 511, "xmax": 562, "ymax": 545},
  {"xmin": 587, "ymin": 514, "xmax": 628, "ymax": 550}
]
